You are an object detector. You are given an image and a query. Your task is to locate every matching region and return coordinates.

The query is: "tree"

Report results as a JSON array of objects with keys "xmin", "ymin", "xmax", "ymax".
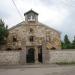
[
  {"xmin": 72, "ymin": 36, "xmax": 75, "ymax": 49},
  {"xmin": 64, "ymin": 34, "xmax": 71, "ymax": 49},
  {"xmin": 0, "ymin": 19, "xmax": 9, "ymax": 46},
  {"xmin": 61, "ymin": 41, "xmax": 65, "ymax": 49},
  {"xmin": 61, "ymin": 34, "xmax": 72, "ymax": 49}
]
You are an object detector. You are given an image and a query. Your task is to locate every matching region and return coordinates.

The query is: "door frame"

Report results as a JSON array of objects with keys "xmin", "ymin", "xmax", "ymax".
[{"xmin": 26, "ymin": 46, "xmax": 35, "ymax": 63}]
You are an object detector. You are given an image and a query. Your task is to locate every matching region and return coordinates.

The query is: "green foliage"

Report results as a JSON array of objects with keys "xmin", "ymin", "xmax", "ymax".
[
  {"xmin": 64, "ymin": 35, "xmax": 70, "ymax": 44},
  {"xmin": 61, "ymin": 34, "xmax": 71, "ymax": 49},
  {"xmin": 61, "ymin": 35, "xmax": 75, "ymax": 49},
  {"xmin": 61, "ymin": 41, "xmax": 65, "ymax": 49},
  {"xmin": 56, "ymin": 62, "xmax": 75, "ymax": 65},
  {"xmin": 0, "ymin": 19, "xmax": 9, "ymax": 45},
  {"xmin": 71, "ymin": 36, "xmax": 75, "ymax": 49}
]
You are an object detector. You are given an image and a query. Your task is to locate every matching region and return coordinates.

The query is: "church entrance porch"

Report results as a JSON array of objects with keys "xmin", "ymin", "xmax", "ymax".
[
  {"xmin": 26, "ymin": 46, "xmax": 43, "ymax": 64},
  {"xmin": 26, "ymin": 48, "xmax": 35, "ymax": 63}
]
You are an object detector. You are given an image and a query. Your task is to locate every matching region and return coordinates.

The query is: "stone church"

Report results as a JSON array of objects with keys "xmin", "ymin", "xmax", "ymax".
[{"xmin": 6, "ymin": 10, "xmax": 61, "ymax": 63}]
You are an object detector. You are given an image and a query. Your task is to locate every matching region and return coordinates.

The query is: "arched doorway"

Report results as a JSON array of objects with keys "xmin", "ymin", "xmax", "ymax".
[
  {"xmin": 38, "ymin": 46, "xmax": 42, "ymax": 63},
  {"xmin": 26, "ymin": 48, "xmax": 35, "ymax": 63}
]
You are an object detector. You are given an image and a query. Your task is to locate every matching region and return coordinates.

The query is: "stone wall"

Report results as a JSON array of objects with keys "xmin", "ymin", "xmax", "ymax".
[
  {"xmin": 1, "ymin": 50, "xmax": 75, "ymax": 65},
  {"xmin": 0, "ymin": 51, "xmax": 20, "ymax": 65},
  {"xmin": 7, "ymin": 22, "xmax": 61, "ymax": 50},
  {"xmin": 49, "ymin": 50, "xmax": 75, "ymax": 63}
]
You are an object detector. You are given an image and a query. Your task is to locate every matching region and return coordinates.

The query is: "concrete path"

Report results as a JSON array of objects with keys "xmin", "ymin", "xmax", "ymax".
[{"xmin": 0, "ymin": 64, "xmax": 75, "ymax": 75}]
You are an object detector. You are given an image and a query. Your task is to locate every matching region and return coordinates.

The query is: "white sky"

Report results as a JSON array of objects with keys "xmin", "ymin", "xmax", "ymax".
[{"xmin": 0, "ymin": 0, "xmax": 75, "ymax": 41}]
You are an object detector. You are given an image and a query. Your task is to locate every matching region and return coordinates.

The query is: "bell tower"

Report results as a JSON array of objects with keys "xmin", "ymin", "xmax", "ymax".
[{"xmin": 24, "ymin": 9, "xmax": 38, "ymax": 23}]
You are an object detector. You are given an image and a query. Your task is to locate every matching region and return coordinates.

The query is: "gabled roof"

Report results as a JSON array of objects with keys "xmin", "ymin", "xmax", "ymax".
[
  {"xmin": 9, "ymin": 21, "xmax": 25, "ymax": 31},
  {"xmin": 9, "ymin": 21, "xmax": 61, "ymax": 34},
  {"xmin": 38, "ymin": 22, "xmax": 61, "ymax": 34},
  {"xmin": 24, "ymin": 9, "xmax": 38, "ymax": 16}
]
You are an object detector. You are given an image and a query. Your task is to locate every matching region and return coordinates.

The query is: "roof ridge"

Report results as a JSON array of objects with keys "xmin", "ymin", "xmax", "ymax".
[
  {"xmin": 24, "ymin": 9, "xmax": 38, "ymax": 16},
  {"xmin": 38, "ymin": 22, "xmax": 61, "ymax": 34},
  {"xmin": 9, "ymin": 21, "xmax": 61, "ymax": 34},
  {"xmin": 9, "ymin": 21, "xmax": 25, "ymax": 31}
]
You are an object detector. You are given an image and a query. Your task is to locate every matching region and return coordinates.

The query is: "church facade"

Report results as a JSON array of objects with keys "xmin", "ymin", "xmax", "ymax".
[{"xmin": 6, "ymin": 10, "xmax": 61, "ymax": 64}]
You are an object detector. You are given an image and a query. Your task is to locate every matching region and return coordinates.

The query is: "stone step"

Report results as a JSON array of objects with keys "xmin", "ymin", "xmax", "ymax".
[{"xmin": 0, "ymin": 64, "xmax": 59, "ymax": 69}]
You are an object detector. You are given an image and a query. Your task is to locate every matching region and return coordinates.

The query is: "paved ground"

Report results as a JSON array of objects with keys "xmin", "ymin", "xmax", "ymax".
[{"xmin": 0, "ymin": 64, "xmax": 75, "ymax": 75}]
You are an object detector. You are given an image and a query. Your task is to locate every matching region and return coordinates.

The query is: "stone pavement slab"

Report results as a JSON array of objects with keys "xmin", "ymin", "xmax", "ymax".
[{"xmin": 0, "ymin": 65, "xmax": 75, "ymax": 75}]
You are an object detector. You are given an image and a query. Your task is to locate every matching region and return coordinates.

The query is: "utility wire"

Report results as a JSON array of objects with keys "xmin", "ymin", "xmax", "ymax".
[{"xmin": 11, "ymin": 0, "xmax": 23, "ymax": 19}]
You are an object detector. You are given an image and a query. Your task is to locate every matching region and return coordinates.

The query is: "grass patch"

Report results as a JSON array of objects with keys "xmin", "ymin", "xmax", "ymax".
[{"xmin": 55, "ymin": 62, "xmax": 75, "ymax": 65}]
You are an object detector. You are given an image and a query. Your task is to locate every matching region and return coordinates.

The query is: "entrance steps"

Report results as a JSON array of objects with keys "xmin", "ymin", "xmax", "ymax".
[{"xmin": 0, "ymin": 64, "xmax": 59, "ymax": 69}]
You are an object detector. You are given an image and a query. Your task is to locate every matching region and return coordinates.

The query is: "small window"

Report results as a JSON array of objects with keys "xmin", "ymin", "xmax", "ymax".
[
  {"xmin": 13, "ymin": 36, "xmax": 17, "ymax": 42},
  {"xmin": 18, "ymin": 48, "xmax": 22, "ymax": 50},
  {"xmin": 28, "ymin": 15, "xmax": 35, "ymax": 21},
  {"xmin": 30, "ymin": 28, "xmax": 33, "ymax": 32},
  {"xmin": 46, "ymin": 36, "xmax": 50, "ymax": 42},
  {"xmin": 6, "ymin": 48, "xmax": 12, "ymax": 51},
  {"xmin": 29, "ymin": 36, "xmax": 34, "ymax": 42},
  {"xmin": 51, "ymin": 47, "xmax": 56, "ymax": 50}
]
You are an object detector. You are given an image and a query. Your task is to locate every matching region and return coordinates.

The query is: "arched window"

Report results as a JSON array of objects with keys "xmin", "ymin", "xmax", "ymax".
[
  {"xmin": 13, "ymin": 36, "xmax": 17, "ymax": 42},
  {"xmin": 46, "ymin": 36, "xmax": 51, "ymax": 42},
  {"xmin": 30, "ymin": 28, "xmax": 33, "ymax": 32},
  {"xmin": 29, "ymin": 36, "xmax": 34, "ymax": 42}
]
